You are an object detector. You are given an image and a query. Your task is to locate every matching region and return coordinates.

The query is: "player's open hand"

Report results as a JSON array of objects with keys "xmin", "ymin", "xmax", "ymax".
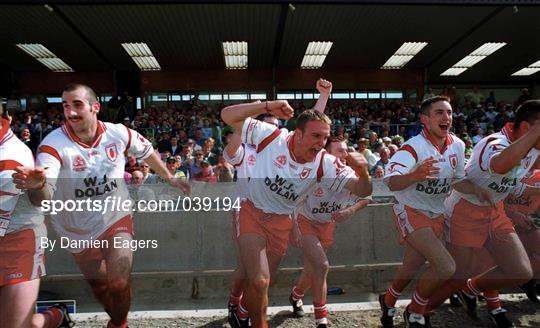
[
  {"xmin": 170, "ymin": 178, "xmax": 191, "ymax": 195},
  {"xmin": 331, "ymin": 207, "xmax": 354, "ymax": 223},
  {"xmin": 12, "ymin": 166, "xmax": 47, "ymax": 190},
  {"xmin": 511, "ymin": 212, "xmax": 535, "ymax": 231},
  {"xmin": 411, "ymin": 157, "xmax": 440, "ymax": 181},
  {"xmin": 316, "ymin": 78, "xmax": 333, "ymax": 96},
  {"xmin": 267, "ymin": 100, "xmax": 294, "ymax": 120},
  {"xmin": 474, "ymin": 186, "xmax": 496, "ymax": 208}
]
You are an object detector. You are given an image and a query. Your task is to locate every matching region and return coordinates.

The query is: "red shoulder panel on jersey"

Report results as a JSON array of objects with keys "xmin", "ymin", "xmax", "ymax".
[
  {"xmin": 257, "ymin": 129, "xmax": 280, "ymax": 153},
  {"xmin": 38, "ymin": 145, "xmax": 63, "ymax": 165},
  {"xmin": 479, "ymin": 137, "xmax": 499, "ymax": 172},
  {"xmin": 398, "ymin": 144, "xmax": 418, "ymax": 162},
  {"xmin": 0, "ymin": 159, "xmax": 24, "ymax": 172}
]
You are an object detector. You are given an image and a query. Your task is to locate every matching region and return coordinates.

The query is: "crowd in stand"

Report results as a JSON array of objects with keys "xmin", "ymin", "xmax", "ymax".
[{"xmin": 4, "ymin": 87, "xmax": 534, "ymax": 183}]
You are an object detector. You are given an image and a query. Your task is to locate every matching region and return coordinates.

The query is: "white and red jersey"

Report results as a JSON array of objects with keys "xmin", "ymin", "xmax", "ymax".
[
  {"xmin": 224, "ymin": 143, "xmax": 257, "ymax": 200},
  {"xmin": 297, "ymin": 182, "xmax": 365, "ymax": 223},
  {"xmin": 505, "ymin": 170, "xmax": 540, "ymax": 216},
  {"xmin": 36, "ymin": 121, "xmax": 154, "ymax": 252},
  {"xmin": 448, "ymin": 123, "xmax": 540, "ymax": 207},
  {"xmin": 0, "ymin": 119, "xmax": 45, "ymax": 237},
  {"xmin": 384, "ymin": 129, "xmax": 465, "ymax": 216},
  {"xmin": 241, "ymin": 118, "xmax": 357, "ymax": 215}
]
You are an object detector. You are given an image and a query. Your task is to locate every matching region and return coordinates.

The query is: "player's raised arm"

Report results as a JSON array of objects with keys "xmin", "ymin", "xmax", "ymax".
[
  {"xmin": 490, "ymin": 103, "xmax": 540, "ymax": 174},
  {"xmin": 313, "ymin": 78, "xmax": 332, "ymax": 113},
  {"xmin": 221, "ymin": 100, "xmax": 294, "ymax": 132}
]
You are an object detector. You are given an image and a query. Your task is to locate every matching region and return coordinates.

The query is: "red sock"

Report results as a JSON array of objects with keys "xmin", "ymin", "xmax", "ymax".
[
  {"xmin": 237, "ymin": 297, "xmax": 249, "ymax": 320},
  {"xmin": 229, "ymin": 291, "xmax": 242, "ymax": 306},
  {"xmin": 483, "ymin": 290, "xmax": 501, "ymax": 311},
  {"xmin": 463, "ymin": 277, "xmax": 482, "ymax": 297},
  {"xmin": 408, "ymin": 290, "xmax": 429, "ymax": 315},
  {"xmin": 42, "ymin": 307, "xmax": 63, "ymax": 328},
  {"xmin": 291, "ymin": 286, "xmax": 305, "ymax": 301},
  {"xmin": 107, "ymin": 319, "xmax": 127, "ymax": 328},
  {"xmin": 384, "ymin": 284, "xmax": 403, "ymax": 308},
  {"xmin": 426, "ymin": 279, "xmax": 465, "ymax": 313},
  {"xmin": 313, "ymin": 301, "xmax": 328, "ymax": 320}
]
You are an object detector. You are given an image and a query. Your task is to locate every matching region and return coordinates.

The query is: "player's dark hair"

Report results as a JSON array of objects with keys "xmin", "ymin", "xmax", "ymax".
[
  {"xmin": 63, "ymin": 83, "xmax": 98, "ymax": 103},
  {"xmin": 325, "ymin": 136, "xmax": 345, "ymax": 151},
  {"xmin": 296, "ymin": 109, "xmax": 332, "ymax": 133},
  {"xmin": 420, "ymin": 95, "xmax": 451, "ymax": 115},
  {"xmin": 514, "ymin": 100, "xmax": 540, "ymax": 131}
]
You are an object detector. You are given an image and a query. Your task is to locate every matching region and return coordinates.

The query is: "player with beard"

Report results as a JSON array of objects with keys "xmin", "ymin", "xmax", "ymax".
[{"xmin": 13, "ymin": 83, "xmax": 189, "ymax": 328}]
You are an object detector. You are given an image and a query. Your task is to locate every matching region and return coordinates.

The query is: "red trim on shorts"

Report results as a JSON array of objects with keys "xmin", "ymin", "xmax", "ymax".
[
  {"xmin": 478, "ymin": 137, "xmax": 499, "ymax": 171},
  {"xmin": 399, "ymin": 145, "xmax": 418, "ymax": 162},
  {"xmin": 257, "ymin": 128, "xmax": 280, "ymax": 153},
  {"xmin": 38, "ymin": 145, "xmax": 63, "ymax": 165},
  {"xmin": 0, "ymin": 159, "xmax": 23, "ymax": 172}
]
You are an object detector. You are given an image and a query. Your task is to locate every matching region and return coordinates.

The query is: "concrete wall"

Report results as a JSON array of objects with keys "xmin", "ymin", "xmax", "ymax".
[{"xmin": 44, "ymin": 203, "xmax": 402, "ymax": 275}]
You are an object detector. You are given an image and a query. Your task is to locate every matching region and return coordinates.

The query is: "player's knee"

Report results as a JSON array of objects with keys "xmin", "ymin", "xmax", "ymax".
[
  {"xmin": 434, "ymin": 258, "xmax": 456, "ymax": 280},
  {"xmin": 513, "ymin": 263, "xmax": 533, "ymax": 284},
  {"xmin": 312, "ymin": 260, "xmax": 330, "ymax": 278},
  {"xmin": 89, "ymin": 280, "xmax": 109, "ymax": 297},
  {"xmin": 108, "ymin": 277, "xmax": 131, "ymax": 294},
  {"xmin": 249, "ymin": 277, "xmax": 270, "ymax": 293}
]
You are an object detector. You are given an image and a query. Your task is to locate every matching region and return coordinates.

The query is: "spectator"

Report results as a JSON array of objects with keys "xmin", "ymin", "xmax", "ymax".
[
  {"xmin": 357, "ymin": 138, "xmax": 378, "ymax": 170},
  {"xmin": 189, "ymin": 150, "xmax": 206, "ymax": 177},
  {"xmin": 214, "ymin": 153, "xmax": 234, "ymax": 182},
  {"xmin": 157, "ymin": 156, "xmax": 187, "ymax": 183},
  {"xmin": 423, "ymin": 88, "xmax": 436, "ymax": 101},
  {"xmin": 388, "ymin": 144, "xmax": 398, "ymax": 157},
  {"xmin": 194, "ymin": 161, "xmax": 217, "ymax": 182},
  {"xmin": 140, "ymin": 161, "xmax": 157, "ymax": 184},
  {"xmin": 193, "ymin": 127, "xmax": 206, "ymax": 147},
  {"xmin": 20, "ymin": 128, "xmax": 37, "ymax": 153},
  {"xmin": 371, "ymin": 147, "xmax": 390, "ymax": 175},
  {"xmin": 157, "ymin": 131, "xmax": 172, "ymax": 154},
  {"xmin": 472, "ymin": 128, "xmax": 485, "ymax": 145},
  {"xmin": 202, "ymin": 142, "xmax": 218, "ymax": 166},
  {"xmin": 170, "ymin": 136, "xmax": 181, "ymax": 156},
  {"xmin": 374, "ymin": 166, "xmax": 385, "ymax": 178},
  {"xmin": 517, "ymin": 88, "xmax": 532, "ymax": 105},
  {"xmin": 465, "ymin": 86, "xmax": 485, "ymax": 105},
  {"xmin": 125, "ymin": 155, "xmax": 140, "ymax": 174}
]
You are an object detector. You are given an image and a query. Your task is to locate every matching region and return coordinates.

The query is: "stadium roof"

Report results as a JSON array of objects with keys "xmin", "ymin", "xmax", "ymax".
[{"xmin": 0, "ymin": 1, "xmax": 538, "ymax": 83}]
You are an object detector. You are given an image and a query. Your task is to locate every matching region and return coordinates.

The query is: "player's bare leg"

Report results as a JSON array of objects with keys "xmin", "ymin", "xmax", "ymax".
[
  {"xmin": 239, "ymin": 233, "xmax": 271, "ymax": 328},
  {"xmin": 104, "ymin": 232, "xmax": 134, "ymax": 327},
  {"xmin": 0, "ymin": 280, "xmax": 40, "ymax": 328},
  {"xmin": 401, "ymin": 228, "xmax": 456, "ymax": 322}
]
